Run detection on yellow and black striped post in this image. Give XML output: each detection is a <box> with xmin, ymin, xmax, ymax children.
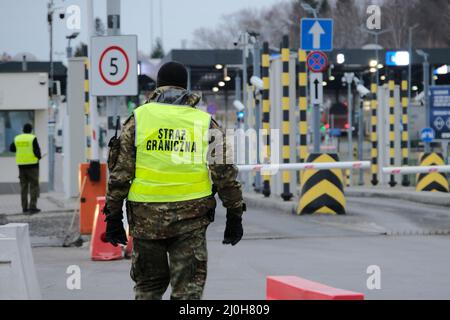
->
<box><xmin>388</xmin><ymin>70</ymin><xmax>397</xmax><ymax>187</ymax></box>
<box><xmin>84</xmin><ymin>58</ymin><xmax>92</xmax><ymax>161</ymax></box>
<box><xmin>416</xmin><ymin>153</ymin><xmax>449</xmax><ymax>192</ymax></box>
<box><xmin>280</xmin><ymin>35</ymin><xmax>292</xmax><ymax>201</ymax></box>
<box><xmin>345</xmin><ymin>169</ymin><xmax>350</xmax><ymax>187</ymax></box>
<box><xmin>400</xmin><ymin>70</ymin><xmax>410</xmax><ymax>186</ymax></box>
<box><xmin>298</xmin><ymin>49</ymin><xmax>308</xmax><ymax>182</ymax></box>
<box><xmin>297</xmin><ymin>153</ymin><xmax>346</xmax><ymax>215</ymax></box>
<box><xmin>261</xmin><ymin>41</ymin><xmax>271</xmax><ymax>197</ymax></box>
<box><xmin>370</xmin><ymin>73</ymin><xmax>378</xmax><ymax>185</ymax></box>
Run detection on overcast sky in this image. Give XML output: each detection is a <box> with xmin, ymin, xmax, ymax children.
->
<box><xmin>0</xmin><ymin>0</ymin><xmax>284</xmax><ymax>61</ymax></box>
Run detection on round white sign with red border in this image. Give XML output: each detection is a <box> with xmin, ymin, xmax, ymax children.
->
<box><xmin>99</xmin><ymin>45</ymin><xmax>130</xmax><ymax>86</ymax></box>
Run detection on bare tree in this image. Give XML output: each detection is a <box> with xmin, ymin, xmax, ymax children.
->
<box><xmin>191</xmin><ymin>0</ymin><xmax>450</xmax><ymax>50</ymax></box>
<box><xmin>411</xmin><ymin>0</ymin><xmax>450</xmax><ymax>48</ymax></box>
<box><xmin>333</xmin><ymin>0</ymin><xmax>367</xmax><ymax>48</ymax></box>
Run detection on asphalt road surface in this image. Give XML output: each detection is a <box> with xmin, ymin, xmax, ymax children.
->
<box><xmin>30</xmin><ymin>196</ymin><xmax>450</xmax><ymax>300</ymax></box>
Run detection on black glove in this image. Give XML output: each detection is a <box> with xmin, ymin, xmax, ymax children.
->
<box><xmin>103</xmin><ymin>205</ymin><xmax>127</xmax><ymax>247</ymax></box>
<box><xmin>223</xmin><ymin>204</ymin><xmax>245</xmax><ymax>246</ymax></box>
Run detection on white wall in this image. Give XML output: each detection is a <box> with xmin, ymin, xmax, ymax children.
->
<box><xmin>0</xmin><ymin>73</ymin><xmax>49</xmax><ymax>187</ymax></box>
<box><xmin>0</xmin><ymin>73</ymin><xmax>48</xmax><ymax>110</ymax></box>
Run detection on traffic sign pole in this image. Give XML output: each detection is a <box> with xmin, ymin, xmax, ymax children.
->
<box><xmin>423</xmin><ymin>57</ymin><xmax>431</xmax><ymax>153</ymax></box>
<box><xmin>309</xmin><ymin>72</ymin><xmax>323</xmax><ymax>154</ymax></box>
<box><xmin>306</xmin><ymin>51</ymin><xmax>327</xmax><ymax>155</ymax></box>
<box><xmin>107</xmin><ymin>0</ymin><xmax>121</xmax><ymax>143</ymax></box>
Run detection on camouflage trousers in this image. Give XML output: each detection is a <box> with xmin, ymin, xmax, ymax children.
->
<box><xmin>131</xmin><ymin>226</ymin><xmax>208</xmax><ymax>300</ymax></box>
<box><xmin>18</xmin><ymin>166</ymin><xmax>39</xmax><ymax>210</ymax></box>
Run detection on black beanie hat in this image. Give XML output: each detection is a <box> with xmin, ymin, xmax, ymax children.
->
<box><xmin>23</xmin><ymin>123</ymin><xmax>32</xmax><ymax>133</ymax></box>
<box><xmin>156</xmin><ymin>61</ymin><xmax>188</xmax><ymax>89</ymax></box>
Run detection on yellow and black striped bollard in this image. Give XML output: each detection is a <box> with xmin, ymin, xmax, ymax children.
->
<box><xmin>370</xmin><ymin>73</ymin><xmax>378</xmax><ymax>185</ymax></box>
<box><xmin>262</xmin><ymin>41</ymin><xmax>271</xmax><ymax>197</ymax></box>
<box><xmin>388</xmin><ymin>70</ymin><xmax>397</xmax><ymax>187</ymax></box>
<box><xmin>84</xmin><ymin>58</ymin><xmax>91</xmax><ymax>161</ymax></box>
<box><xmin>401</xmin><ymin>70</ymin><xmax>410</xmax><ymax>186</ymax></box>
<box><xmin>298</xmin><ymin>49</ymin><xmax>308</xmax><ymax>184</ymax></box>
<box><xmin>281</xmin><ymin>35</ymin><xmax>292</xmax><ymax>201</ymax></box>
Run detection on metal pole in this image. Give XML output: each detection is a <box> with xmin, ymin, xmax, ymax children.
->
<box><xmin>150</xmin><ymin>0</ymin><xmax>154</xmax><ymax>53</ymax></box>
<box><xmin>87</xmin><ymin>0</ymin><xmax>99</xmax><ymax>161</ymax></box>
<box><xmin>423</xmin><ymin>56</ymin><xmax>431</xmax><ymax>153</ymax></box>
<box><xmin>253</xmin><ymin>39</ymin><xmax>262</xmax><ymax>192</ymax></box>
<box><xmin>235</xmin><ymin>73</ymin><xmax>243</xmax><ymax>166</ymax></box>
<box><xmin>186</xmin><ymin>66</ymin><xmax>191</xmax><ymax>90</ymax></box>
<box><xmin>375</xmin><ymin>33</ymin><xmax>379</xmax><ymax>89</ymax></box>
<box><xmin>66</xmin><ymin>44</ymin><xmax>72</xmax><ymax>59</ymax></box>
<box><xmin>48</xmin><ymin>0</ymin><xmax>54</xmax><ymax>92</ymax></box>
<box><xmin>346</xmin><ymin>74</ymin><xmax>353</xmax><ymax>186</ymax></box>
<box><xmin>242</xmin><ymin>32</ymin><xmax>248</xmax><ymax>130</ymax></box>
<box><xmin>358</xmin><ymin>97</ymin><xmax>364</xmax><ymax>185</ymax></box>
<box><xmin>408</xmin><ymin>28</ymin><xmax>413</xmax><ymax>106</ymax></box>
<box><xmin>106</xmin><ymin>0</ymin><xmax>121</xmax><ymax>144</ymax></box>
<box><xmin>313</xmin><ymin>103</ymin><xmax>321</xmax><ymax>153</ymax></box>
<box><xmin>48</xmin><ymin>0</ymin><xmax>55</xmax><ymax>191</ymax></box>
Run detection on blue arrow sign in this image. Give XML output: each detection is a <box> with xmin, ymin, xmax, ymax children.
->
<box><xmin>301</xmin><ymin>18</ymin><xmax>333</xmax><ymax>51</ymax></box>
<box><xmin>421</xmin><ymin>127</ymin><xmax>435</xmax><ymax>143</ymax></box>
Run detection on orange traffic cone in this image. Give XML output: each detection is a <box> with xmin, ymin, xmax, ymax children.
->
<box><xmin>90</xmin><ymin>197</ymin><xmax>123</xmax><ymax>261</ymax></box>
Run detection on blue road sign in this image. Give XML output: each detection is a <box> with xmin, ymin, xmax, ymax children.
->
<box><xmin>430</xmin><ymin>86</ymin><xmax>450</xmax><ymax>140</ymax></box>
<box><xmin>329</xmin><ymin>128</ymin><xmax>342</xmax><ymax>137</ymax></box>
<box><xmin>421</xmin><ymin>127</ymin><xmax>435</xmax><ymax>143</ymax></box>
<box><xmin>301</xmin><ymin>18</ymin><xmax>333</xmax><ymax>51</ymax></box>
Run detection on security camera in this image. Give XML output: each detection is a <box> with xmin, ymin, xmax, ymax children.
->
<box><xmin>250</xmin><ymin>76</ymin><xmax>264</xmax><ymax>90</ymax></box>
<box><xmin>233</xmin><ymin>41</ymin><xmax>238</xmax><ymax>47</ymax></box>
<box><xmin>59</xmin><ymin>12</ymin><xmax>65</xmax><ymax>19</ymax></box>
<box><xmin>233</xmin><ymin>100</ymin><xmax>245</xmax><ymax>112</ymax></box>
<box><xmin>414</xmin><ymin>91</ymin><xmax>425</xmax><ymax>105</ymax></box>
<box><xmin>356</xmin><ymin>84</ymin><xmax>371</xmax><ymax>98</ymax></box>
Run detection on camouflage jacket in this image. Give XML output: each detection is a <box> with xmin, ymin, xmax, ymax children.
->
<box><xmin>106</xmin><ymin>86</ymin><xmax>243</xmax><ymax>239</ymax></box>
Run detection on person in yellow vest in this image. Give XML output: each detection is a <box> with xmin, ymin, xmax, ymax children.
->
<box><xmin>10</xmin><ymin>123</ymin><xmax>41</xmax><ymax>214</ymax></box>
<box><xmin>104</xmin><ymin>61</ymin><xmax>245</xmax><ymax>299</ymax></box>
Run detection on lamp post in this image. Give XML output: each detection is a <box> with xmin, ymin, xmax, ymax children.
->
<box><xmin>360</xmin><ymin>27</ymin><xmax>393</xmax><ymax>87</ymax></box>
<box><xmin>65</xmin><ymin>32</ymin><xmax>79</xmax><ymax>58</ymax></box>
<box><xmin>416</xmin><ymin>49</ymin><xmax>431</xmax><ymax>153</ymax></box>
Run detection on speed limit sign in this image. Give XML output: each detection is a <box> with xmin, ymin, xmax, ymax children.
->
<box><xmin>90</xmin><ymin>35</ymin><xmax>138</xmax><ymax>96</ymax></box>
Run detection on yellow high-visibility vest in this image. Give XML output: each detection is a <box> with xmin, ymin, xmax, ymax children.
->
<box><xmin>14</xmin><ymin>133</ymin><xmax>38</xmax><ymax>165</ymax></box>
<box><xmin>128</xmin><ymin>102</ymin><xmax>213</xmax><ymax>203</ymax></box>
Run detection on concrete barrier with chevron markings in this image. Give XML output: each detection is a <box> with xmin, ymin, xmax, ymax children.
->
<box><xmin>296</xmin><ymin>153</ymin><xmax>346</xmax><ymax>215</ymax></box>
<box><xmin>415</xmin><ymin>153</ymin><xmax>449</xmax><ymax>193</ymax></box>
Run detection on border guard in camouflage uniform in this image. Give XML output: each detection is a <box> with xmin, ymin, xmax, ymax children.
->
<box><xmin>104</xmin><ymin>61</ymin><xmax>245</xmax><ymax>300</ymax></box>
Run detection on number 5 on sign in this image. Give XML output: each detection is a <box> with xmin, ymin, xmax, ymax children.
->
<box><xmin>90</xmin><ymin>35</ymin><xmax>138</xmax><ymax>96</ymax></box>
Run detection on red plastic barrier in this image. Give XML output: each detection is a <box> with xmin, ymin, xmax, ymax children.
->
<box><xmin>266</xmin><ymin>276</ymin><xmax>364</xmax><ymax>300</ymax></box>
<box><xmin>90</xmin><ymin>197</ymin><xmax>123</xmax><ymax>261</ymax></box>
